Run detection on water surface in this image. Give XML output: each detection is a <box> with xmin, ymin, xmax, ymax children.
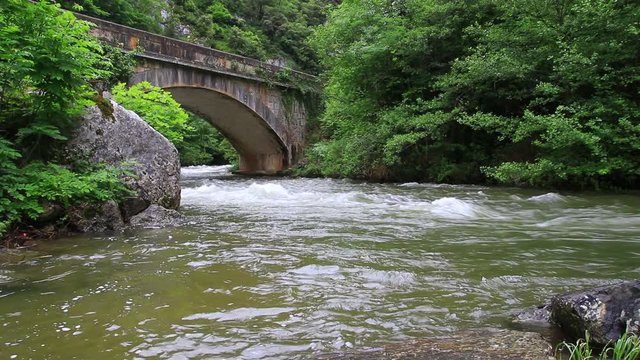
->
<box><xmin>1</xmin><ymin>165</ymin><xmax>639</xmax><ymax>359</ymax></box>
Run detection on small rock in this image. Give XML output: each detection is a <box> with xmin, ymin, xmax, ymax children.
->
<box><xmin>513</xmin><ymin>304</ymin><xmax>552</xmax><ymax>326</ymax></box>
<box><xmin>120</xmin><ymin>197</ymin><xmax>150</xmax><ymax>221</ymax></box>
<box><xmin>129</xmin><ymin>205</ymin><xmax>185</xmax><ymax>229</ymax></box>
<box><xmin>35</xmin><ymin>201</ymin><xmax>64</xmax><ymax>224</ymax></box>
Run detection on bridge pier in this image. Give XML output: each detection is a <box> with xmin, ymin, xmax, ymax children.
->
<box><xmin>237</xmin><ymin>153</ymin><xmax>286</xmax><ymax>175</ymax></box>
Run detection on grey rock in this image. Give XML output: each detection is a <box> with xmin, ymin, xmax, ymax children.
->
<box><xmin>66</xmin><ymin>100</ymin><xmax>181</xmax><ymax>219</ymax></box>
<box><xmin>120</xmin><ymin>197</ymin><xmax>150</xmax><ymax>220</ymax></box>
<box><xmin>129</xmin><ymin>205</ymin><xmax>185</xmax><ymax>229</ymax></box>
<box><xmin>313</xmin><ymin>328</ymin><xmax>553</xmax><ymax>360</ymax></box>
<box><xmin>68</xmin><ymin>200</ymin><xmax>125</xmax><ymax>233</ymax></box>
<box><xmin>550</xmin><ymin>280</ymin><xmax>640</xmax><ymax>346</ymax></box>
<box><xmin>513</xmin><ymin>304</ymin><xmax>552</xmax><ymax>326</ymax></box>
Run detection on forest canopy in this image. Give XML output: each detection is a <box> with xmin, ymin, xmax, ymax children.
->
<box><xmin>59</xmin><ymin>0</ymin><xmax>334</xmax><ymax>73</ymax></box>
<box><xmin>304</xmin><ymin>0</ymin><xmax>640</xmax><ymax>189</ymax></box>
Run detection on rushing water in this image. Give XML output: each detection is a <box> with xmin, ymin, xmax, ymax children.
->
<box><xmin>1</xmin><ymin>165</ymin><xmax>639</xmax><ymax>359</ymax></box>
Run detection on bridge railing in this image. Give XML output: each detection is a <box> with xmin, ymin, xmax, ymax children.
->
<box><xmin>74</xmin><ymin>13</ymin><xmax>320</xmax><ymax>91</ymax></box>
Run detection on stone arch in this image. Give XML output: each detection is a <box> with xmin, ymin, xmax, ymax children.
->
<box><xmin>130</xmin><ymin>64</ymin><xmax>291</xmax><ymax>174</ymax></box>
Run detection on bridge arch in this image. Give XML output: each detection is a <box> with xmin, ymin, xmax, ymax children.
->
<box><xmin>76</xmin><ymin>12</ymin><xmax>318</xmax><ymax>174</ymax></box>
<box><xmin>131</xmin><ymin>64</ymin><xmax>293</xmax><ymax>174</ymax></box>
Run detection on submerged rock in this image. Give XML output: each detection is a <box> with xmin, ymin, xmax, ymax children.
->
<box><xmin>550</xmin><ymin>280</ymin><xmax>640</xmax><ymax>346</ymax></box>
<box><xmin>314</xmin><ymin>329</ymin><xmax>553</xmax><ymax>360</ymax></box>
<box><xmin>513</xmin><ymin>304</ymin><xmax>552</xmax><ymax>326</ymax></box>
<box><xmin>66</xmin><ymin>99</ymin><xmax>181</xmax><ymax>219</ymax></box>
<box><xmin>129</xmin><ymin>205</ymin><xmax>186</xmax><ymax>229</ymax></box>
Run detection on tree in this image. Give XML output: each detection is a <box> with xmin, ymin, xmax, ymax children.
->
<box><xmin>1</xmin><ymin>0</ymin><xmax>106</xmax><ymax>159</ymax></box>
<box><xmin>58</xmin><ymin>0</ymin><xmax>167</xmax><ymax>33</ymax></box>
<box><xmin>306</xmin><ymin>0</ymin><xmax>640</xmax><ymax>188</ymax></box>
<box><xmin>0</xmin><ymin>0</ymin><xmax>129</xmax><ymax>237</ymax></box>
<box><xmin>112</xmin><ymin>82</ymin><xmax>190</xmax><ymax>147</ymax></box>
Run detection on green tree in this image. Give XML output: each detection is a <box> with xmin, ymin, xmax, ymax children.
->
<box><xmin>0</xmin><ymin>0</ymin><xmax>130</xmax><ymax>237</ymax></box>
<box><xmin>58</xmin><ymin>0</ymin><xmax>167</xmax><ymax>33</ymax></box>
<box><xmin>180</xmin><ymin>114</ymin><xmax>238</xmax><ymax>166</ymax></box>
<box><xmin>112</xmin><ymin>82</ymin><xmax>190</xmax><ymax>147</ymax></box>
<box><xmin>441</xmin><ymin>0</ymin><xmax>640</xmax><ymax>188</ymax></box>
<box><xmin>1</xmin><ymin>0</ymin><xmax>107</xmax><ymax>160</ymax></box>
<box><xmin>306</xmin><ymin>0</ymin><xmax>640</xmax><ymax>189</ymax></box>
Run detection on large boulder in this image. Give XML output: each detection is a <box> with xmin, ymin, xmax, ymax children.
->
<box><xmin>549</xmin><ymin>280</ymin><xmax>640</xmax><ymax>346</ymax></box>
<box><xmin>66</xmin><ymin>99</ymin><xmax>181</xmax><ymax>220</ymax></box>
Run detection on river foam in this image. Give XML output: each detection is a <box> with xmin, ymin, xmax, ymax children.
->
<box><xmin>181</xmin><ymin>178</ymin><xmax>491</xmax><ymax>223</ymax></box>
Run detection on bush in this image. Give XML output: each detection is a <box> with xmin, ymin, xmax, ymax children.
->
<box><xmin>0</xmin><ymin>1</ymin><xmax>131</xmax><ymax>238</ymax></box>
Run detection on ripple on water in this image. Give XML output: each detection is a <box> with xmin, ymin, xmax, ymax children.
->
<box><xmin>183</xmin><ymin>307</ymin><xmax>296</xmax><ymax>322</ymax></box>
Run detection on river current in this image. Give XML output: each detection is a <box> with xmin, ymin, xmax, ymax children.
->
<box><xmin>1</xmin><ymin>165</ymin><xmax>639</xmax><ymax>359</ymax></box>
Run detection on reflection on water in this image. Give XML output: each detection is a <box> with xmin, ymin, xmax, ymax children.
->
<box><xmin>1</xmin><ymin>165</ymin><xmax>639</xmax><ymax>359</ymax></box>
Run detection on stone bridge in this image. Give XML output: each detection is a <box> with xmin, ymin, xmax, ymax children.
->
<box><xmin>76</xmin><ymin>13</ymin><xmax>319</xmax><ymax>174</ymax></box>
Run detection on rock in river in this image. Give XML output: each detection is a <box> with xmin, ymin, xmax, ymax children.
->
<box><xmin>550</xmin><ymin>280</ymin><xmax>640</xmax><ymax>346</ymax></box>
<box><xmin>66</xmin><ymin>99</ymin><xmax>181</xmax><ymax>220</ymax></box>
<box><xmin>129</xmin><ymin>205</ymin><xmax>186</xmax><ymax>229</ymax></box>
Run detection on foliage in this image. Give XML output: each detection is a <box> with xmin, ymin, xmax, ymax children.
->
<box><xmin>111</xmin><ymin>82</ymin><xmax>237</xmax><ymax>166</ymax></box>
<box><xmin>306</xmin><ymin>0</ymin><xmax>640</xmax><ymax>189</ymax></box>
<box><xmin>0</xmin><ymin>0</ymin><xmax>131</xmax><ymax>237</ymax></box>
<box><xmin>556</xmin><ymin>332</ymin><xmax>640</xmax><ymax>360</ymax></box>
<box><xmin>1</xmin><ymin>0</ymin><xmax>107</xmax><ymax>161</ymax></box>
<box><xmin>58</xmin><ymin>0</ymin><xmax>166</xmax><ymax>33</ymax></box>
<box><xmin>162</xmin><ymin>0</ymin><xmax>332</xmax><ymax>73</ymax></box>
<box><xmin>112</xmin><ymin>82</ymin><xmax>190</xmax><ymax>147</ymax></box>
<box><xmin>180</xmin><ymin>113</ymin><xmax>238</xmax><ymax>166</ymax></box>
<box><xmin>96</xmin><ymin>44</ymin><xmax>137</xmax><ymax>89</ymax></box>
<box><xmin>0</xmin><ymin>159</ymin><xmax>131</xmax><ymax>236</ymax></box>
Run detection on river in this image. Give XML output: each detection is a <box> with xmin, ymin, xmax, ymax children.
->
<box><xmin>1</xmin><ymin>165</ymin><xmax>639</xmax><ymax>359</ymax></box>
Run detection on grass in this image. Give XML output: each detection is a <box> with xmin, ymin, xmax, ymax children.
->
<box><xmin>557</xmin><ymin>332</ymin><xmax>640</xmax><ymax>360</ymax></box>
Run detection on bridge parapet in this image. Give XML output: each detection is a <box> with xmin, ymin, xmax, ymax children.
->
<box><xmin>75</xmin><ymin>13</ymin><xmax>320</xmax><ymax>91</ymax></box>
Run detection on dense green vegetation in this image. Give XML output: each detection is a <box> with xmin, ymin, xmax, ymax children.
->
<box><xmin>61</xmin><ymin>0</ymin><xmax>334</xmax><ymax>73</ymax></box>
<box><xmin>112</xmin><ymin>82</ymin><xmax>237</xmax><ymax>166</ymax></box>
<box><xmin>58</xmin><ymin>0</ymin><xmax>166</xmax><ymax>33</ymax></box>
<box><xmin>305</xmin><ymin>0</ymin><xmax>640</xmax><ymax>189</ymax></box>
<box><xmin>179</xmin><ymin>114</ymin><xmax>238</xmax><ymax>167</ymax></box>
<box><xmin>0</xmin><ymin>0</ymin><xmax>131</xmax><ymax>237</ymax></box>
